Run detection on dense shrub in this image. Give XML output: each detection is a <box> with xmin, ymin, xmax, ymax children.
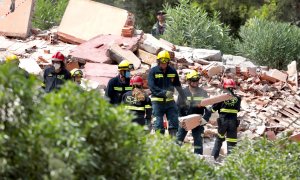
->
<box><xmin>0</xmin><ymin>64</ymin><xmax>216</xmax><ymax>179</ymax></box>
<box><xmin>236</xmin><ymin>18</ymin><xmax>300</xmax><ymax>69</ymax></box>
<box><xmin>0</xmin><ymin>64</ymin><xmax>48</xmax><ymax>178</ymax></box>
<box><xmin>162</xmin><ymin>0</ymin><xmax>233</xmax><ymax>53</ymax></box>
<box><xmin>133</xmin><ymin>135</ymin><xmax>216</xmax><ymax>179</ymax></box>
<box><xmin>32</xmin><ymin>0</ymin><xmax>69</xmax><ymax>30</ymax></box>
<box><xmin>218</xmin><ymin>137</ymin><xmax>300</xmax><ymax>179</ymax></box>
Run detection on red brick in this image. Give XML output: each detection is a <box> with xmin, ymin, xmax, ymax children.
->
<box><xmin>200</xmin><ymin>94</ymin><xmax>233</xmax><ymax>107</ymax></box>
<box><xmin>289</xmin><ymin>132</ymin><xmax>300</xmax><ymax>142</ymax></box>
<box><xmin>179</xmin><ymin>114</ymin><xmax>202</xmax><ymax>131</ymax></box>
<box><xmin>265</xmin><ymin>131</ymin><xmax>276</xmax><ymax>140</ymax></box>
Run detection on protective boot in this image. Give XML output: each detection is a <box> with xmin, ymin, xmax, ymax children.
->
<box><xmin>168</xmin><ymin>128</ymin><xmax>177</xmax><ymax>138</ymax></box>
<box><xmin>227</xmin><ymin>142</ymin><xmax>237</xmax><ymax>155</ymax></box>
<box><xmin>211</xmin><ymin>137</ymin><xmax>224</xmax><ymax>160</ymax></box>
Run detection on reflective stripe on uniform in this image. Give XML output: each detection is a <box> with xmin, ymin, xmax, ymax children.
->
<box><xmin>187</xmin><ymin>96</ymin><xmax>204</xmax><ymax>101</ymax></box>
<box><xmin>145</xmin><ymin>105</ymin><xmax>152</xmax><ymax>109</ymax></box>
<box><xmin>218</xmin><ymin>133</ymin><xmax>225</xmax><ymax>138</ymax></box>
<box><xmin>114</xmin><ymin>87</ymin><xmax>123</xmax><ymax>91</ymax></box>
<box><xmin>125</xmin><ymin>106</ymin><xmax>145</xmax><ymax>111</ymax></box>
<box><xmin>155</xmin><ymin>74</ymin><xmax>163</xmax><ymax>78</ymax></box>
<box><xmin>212</xmin><ymin>109</ymin><xmax>216</xmax><ymax>113</ymax></box>
<box><xmin>151</xmin><ymin>97</ymin><xmax>174</xmax><ymax>102</ymax></box>
<box><xmin>125</xmin><ymin>87</ymin><xmax>132</xmax><ymax>91</ymax></box>
<box><xmin>226</xmin><ymin>138</ymin><xmax>237</xmax><ymax>142</ymax></box>
<box><xmin>167</xmin><ymin>74</ymin><xmax>175</xmax><ymax>78</ymax></box>
<box><xmin>220</xmin><ymin>108</ymin><xmax>238</xmax><ymax>114</ymax></box>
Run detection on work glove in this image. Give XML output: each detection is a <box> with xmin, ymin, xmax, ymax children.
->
<box><xmin>165</xmin><ymin>91</ymin><xmax>174</xmax><ymax>98</ymax></box>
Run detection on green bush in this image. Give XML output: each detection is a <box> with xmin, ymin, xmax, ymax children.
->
<box><xmin>0</xmin><ymin>64</ymin><xmax>48</xmax><ymax>178</ymax></box>
<box><xmin>218</xmin><ymin>137</ymin><xmax>300</xmax><ymax>179</ymax></box>
<box><xmin>0</xmin><ymin>64</ymin><xmax>216</xmax><ymax>179</ymax></box>
<box><xmin>133</xmin><ymin>135</ymin><xmax>216</xmax><ymax>179</ymax></box>
<box><xmin>162</xmin><ymin>0</ymin><xmax>234</xmax><ymax>53</ymax></box>
<box><xmin>236</xmin><ymin>18</ymin><xmax>300</xmax><ymax>69</ymax></box>
<box><xmin>32</xmin><ymin>0</ymin><xmax>69</xmax><ymax>30</ymax></box>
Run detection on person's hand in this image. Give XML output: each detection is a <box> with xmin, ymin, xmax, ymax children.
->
<box><xmin>166</xmin><ymin>91</ymin><xmax>174</xmax><ymax>98</ymax></box>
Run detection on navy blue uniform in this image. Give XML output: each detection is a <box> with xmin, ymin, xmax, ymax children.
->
<box><xmin>176</xmin><ymin>86</ymin><xmax>211</xmax><ymax>154</ymax></box>
<box><xmin>105</xmin><ymin>75</ymin><xmax>132</xmax><ymax>105</ymax></box>
<box><xmin>147</xmin><ymin>65</ymin><xmax>186</xmax><ymax>134</ymax></box>
<box><xmin>122</xmin><ymin>91</ymin><xmax>152</xmax><ymax>126</ymax></box>
<box><xmin>43</xmin><ymin>66</ymin><xmax>71</xmax><ymax>93</ymax></box>
<box><xmin>211</xmin><ymin>93</ymin><xmax>241</xmax><ymax>159</ymax></box>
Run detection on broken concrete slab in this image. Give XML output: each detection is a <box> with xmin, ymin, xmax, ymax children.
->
<box><xmin>70</xmin><ymin>34</ymin><xmax>141</xmax><ymax>64</ymax></box>
<box><xmin>287</xmin><ymin>61</ymin><xmax>298</xmax><ymax>88</ymax></box>
<box><xmin>108</xmin><ymin>44</ymin><xmax>141</xmax><ymax>69</ymax></box>
<box><xmin>58</xmin><ymin>0</ymin><xmax>134</xmax><ymax>44</ymax></box>
<box><xmin>0</xmin><ymin>0</ymin><xmax>35</xmax><ymax>38</ymax></box>
<box><xmin>159</xmin><ymin>38</ymin><xmax>176</xmax><ymax>51</ymax></box>
<box><xmin>84</xmin><ymin>63</ymin><xmax>118</xmax><ymax>88</ymax></box>
<box><xmin>192</xmin><ymin>49</ymin><xmax>222</xmax><ymax>62</ymax></box>
<box><xmin>139</xmin><ymin>34</ymin><xmax>164</xmax><ymax>54</ymax></box>
<box><xmin>19</xmin><ymin>58</ymin><xmax>42</xmax><ymax>75</ymax></box>
<box><xmin>137</xmin><ymin>49</ymin><xmax>157</xmax><ymax>65</ymax></box>
<box><xmin>84</xmin><ymin>62</ymin><xmax>118</xmax><ymax>78</ymax></box>
<box><xmin>268</xmin><ymin>69</ymin><xmax>287</xmax><ymax>82</ymax></box>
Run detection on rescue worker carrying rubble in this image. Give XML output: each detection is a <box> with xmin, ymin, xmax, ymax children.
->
<box><xmin>122</xmin><ymin>75</ymin><xmax>152</xmax><ymax>129</ymax></box>
<box><xmin>211</xmin><ymin>78</ymin><xmax>241</xmax><ymax>160</ymax></box>
<box><xmin>70</xmin><ymin>68</ymin><xmax>83</xmax><ymax>85</ymax></box>
<box><xmin>106</xmin><ymin>60</ymin><xmax>133</xmax><ymax>105</ymax></box>
<box><xmin>176</xmin><ymin>70</ymin><xmax>211</xmax><ymax>155</ymax></box>
<box><xmin>43</xmin><ymin>52</ymin><xmax>71</xmax><ymax>93</ymax></box>
<box><xmin>148</xmin><ymin>50</ymin><xmax>186</xmax><ymax>137</ymax></box>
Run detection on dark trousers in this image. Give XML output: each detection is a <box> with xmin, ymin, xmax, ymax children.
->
<box><xmin>152</xmin><ymin>101</ymin><xmax>179</xmax><ymax>135</ymax></box>
<box><xmin>176</xmin><ymin>125</ymin><xmax>204</xmax><ymax>154</ymax></box>
<box><xmin>211</xmin><ymin>117</ymin><xmax>238</xmax><ymax>159</ymax></box>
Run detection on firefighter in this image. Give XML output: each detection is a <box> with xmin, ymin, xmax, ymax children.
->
<box><xmin>43</xmin><ymin>52</ymin><xmax>71</xmax><ymax>93</ymax></box>
<box><xmin>176</xmin><ymin>70</ymin><xmax>211</xmax><ymax>154</ymax></box>
<box><xmin>106</xmin><ymin>60</ymin><xmax>133</xmax><ymax>105</ymax></box>
<box><xmin>211</xmin><ymin>78</ymin><xmax>241</xmax><ymax>160</ymax></box>
<box><xmin>147</xmin><ymin>50</ymin><xmax>186</xmax><ymax>137</ymax></box>
<box><xmin>122</xmin><ymin>76</ymin><xmax>152</xmax><ymax>129</ymax></box>
<box><xmin>70</xmin><ymin>68</ymin><xmax>83</xmax><ymax>85</ymax></box>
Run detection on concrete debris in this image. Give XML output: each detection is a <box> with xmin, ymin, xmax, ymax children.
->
<box><xmin>0</xmin><ymin>0</ymin><xmax>35</xmax><ymax>38</ymax></box>
<box><xmin>108</xmin><ymin>44</ymin><xmax>141</xmax><ymax>69</ymax></box>
<box><xmin>179</xmin><ymin>114</ymin><xmax>202</xmax><ymax>131</ymax></box>
<box><xmin>58</xmin><ymin>0</ymin><xmax>134</xmax><ymax>44</ymax></box>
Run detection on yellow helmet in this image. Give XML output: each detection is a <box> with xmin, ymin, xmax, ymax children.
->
<box><xmin>118</xmin><ymin>60</ymin><xmax>130</xmax><ymax>70</ymax></box>
<box><xmin>70</xmin><ymin>68</ymin><xmax>83</xmax><ymax>77</ymax></box>
<box><xmin>5</xmin><ymin>54</ymin><xmax>19</xmax><ymax>63</ymax></box>
<box><xmin>157</xmin><ymin>50</ymin><xmax>170</xmax><ymax>63</ymax></box>
<box><xmin>186</xmin><ymin>70</ymin><xmax>200</xmax><ymax>81</ymax></box>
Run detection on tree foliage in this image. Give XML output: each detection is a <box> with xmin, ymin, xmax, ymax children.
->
<box><xmin>218</xmin><ymin>138</ymin><xmax>300</xmax><ymax>179</ymax></box>
<box><xmin>252</xmin><ymin>0</ymin><xmax>300</xmax><ymax>26</ymax></box>
<box><xmin>32</xmin><ymin>0</ymin><xmax>69</xmax><ymax>30</ymax></box>
<box><xmin>235</xmin><ymin>18</ymin><xmax>300</xmax><ymax>69</ymax></box>
<box><xmin>162</xmin><ymin>0</ymin><xmax>233</xmax><ymax>53</ymax></box>
<box><xmin>194</xmin><ymin>0</ymin><xmax>263</xmax><ymax>38</ymax></box>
